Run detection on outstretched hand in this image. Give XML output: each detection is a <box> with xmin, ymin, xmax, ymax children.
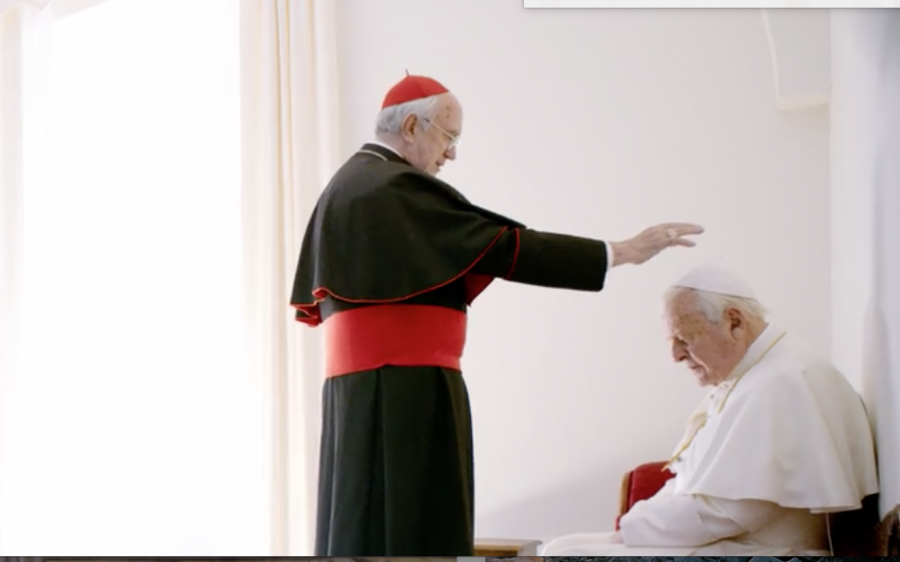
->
<box><xmin>610</xmin><ymin>222</ymin><xmax>704</xmax><ymax>266</ymax></box>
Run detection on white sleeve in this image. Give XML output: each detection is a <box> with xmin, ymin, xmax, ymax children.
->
<box><xmin>604</xmin><ymin>241</ymin><xmax>614</xmax><ymax>272</ymax></box>
<box><xmin>619</xmin><ymin>492</ymin><xmax>784</xmax><ymax>548</ymax></box>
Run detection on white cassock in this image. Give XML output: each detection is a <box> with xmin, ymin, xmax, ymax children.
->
<box><xmin>541</xmin><ymin>323</ymin><xmax>879</xmax><ymax>556</ymax></box>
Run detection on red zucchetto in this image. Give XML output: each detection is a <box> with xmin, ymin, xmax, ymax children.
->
<box><xmin>381</xmin><ymin>71</ymin><xmax>449</xmax><ymax>109</ymax></box>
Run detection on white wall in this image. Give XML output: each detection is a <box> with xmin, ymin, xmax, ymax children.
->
<box><xmin>830</xmin><ymin>8</ymin><xmax>900</xmax><ymax>520</ymax></box>
<box><xmin>333</xmin><ymin>2</ymin><xmax>832</xmax><ymax>542</ymax></box>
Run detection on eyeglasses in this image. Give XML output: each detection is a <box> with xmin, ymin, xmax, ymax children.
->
<box><xmin>421</xmin><ymin>117</ymin><xmax>460</xmax><ymax>150</ymax></box>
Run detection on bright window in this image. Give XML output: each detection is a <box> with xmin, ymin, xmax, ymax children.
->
<box><xmin>9</xmin><ymin>0</ymin><xmax>268</xmax><ymax>554</ymax></box>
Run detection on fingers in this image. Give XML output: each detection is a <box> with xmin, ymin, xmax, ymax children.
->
<box><xmin>661</xmin><ymin>222</ymin><xmax>705</xmax><ymax>235</ymax></box>
<box><xmin>624</xmin><ymin>223</ymin><xmax>704</xmax><ymax>265</ymax></box>
<box><xmin>659</xmin><ymin>223</ymin><xmax>703</xmax><ymax>248</ymax></box>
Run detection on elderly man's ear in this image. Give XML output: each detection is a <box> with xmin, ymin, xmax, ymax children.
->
<box><xmin>726</xmin><ymin>308</ymin><xmax>746</xmax><ymax>335</ymax></box>
<box><xmin>400</xmin><ymin>114</ymin><xmax>419</xmax><ymax>141</ymax></box>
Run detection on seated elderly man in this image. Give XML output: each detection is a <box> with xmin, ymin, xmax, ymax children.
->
<box><xmin>541</xmin><ymin>264</ymin><xmax>879</xmax><ymax>556</ymax></box>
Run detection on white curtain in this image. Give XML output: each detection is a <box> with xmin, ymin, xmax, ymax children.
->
<box><xmin>240</xmin><ymin>0</ymin><xmax>341</xmax><ymax>555</ymax></box>
<box><xmin>0</xmin><ymin>2</ymin><xmax>51</xmax><ymax>368</ymax></box>
<box><xmin>1</xmin><ymin>0</ymin><xmax>340</xmax><ymax>553</ymax></box>
<box><xmin>830</xmin><ymin>8</ymin><xmax>900</xmax><ymax>519</ymax></box>
<box><xmin>0</xmin><ymin>2</ymin><xmax>51</xmax><ymax>537</ymax></box>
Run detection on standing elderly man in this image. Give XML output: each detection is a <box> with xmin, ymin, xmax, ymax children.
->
<box><xmin>290</xmin><ymin>73</ymin><xmax>704</xmax><ymax>556</ymax></box>
<box><xmin>541</xmin><ymin>264</ymin><xmax>879</xmax><ymax>556</ymax></box>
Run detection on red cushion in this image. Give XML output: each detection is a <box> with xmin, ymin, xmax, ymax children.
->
<box><xmin>615</xmin><ymin>461</ymin><xmax>674</xmax><ymax>530</ymax></box>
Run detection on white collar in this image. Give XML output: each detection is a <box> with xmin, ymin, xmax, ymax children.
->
<box><xmin>719</xmin><ymin>322</ymin><xmax>784</xmax><ymax>387</ymax></box>
<box><xmin>368</xmin><ymin>140</ymin><xmax>403</xmax><ymax>158</ymax></box>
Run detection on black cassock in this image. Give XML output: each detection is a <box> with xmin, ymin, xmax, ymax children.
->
<box><xmin>290</xmin><ymin>143</ymin><xmax>610</xmax><ymax>556</ymax></box>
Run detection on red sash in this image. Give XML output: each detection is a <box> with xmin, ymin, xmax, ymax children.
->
<box><xmin>323</xmin><ymin>304</ymin><xmax>467</xmax><ymax>377</ymax></box>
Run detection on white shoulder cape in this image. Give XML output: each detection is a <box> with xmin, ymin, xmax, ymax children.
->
<box><xmin>671</xmin><ymin>325</ymin><xmax>879</xmax><ymax>513</ymax></box>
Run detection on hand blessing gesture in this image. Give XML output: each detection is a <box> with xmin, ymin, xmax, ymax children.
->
<box><xmin>610</xmin><ymin>222</ymin><xmax>705</xmax><ymax>266</ymax></box>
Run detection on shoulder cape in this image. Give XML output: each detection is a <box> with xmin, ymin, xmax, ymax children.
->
<box><xmin>290</xmin><ymin>144</ymin><xmax>525</xmax><ymax>326</ymax></box>
<box><xmin>674</xmin><ymin>331</ymin><xmax>879</xmax><ymax>512</ymax></box>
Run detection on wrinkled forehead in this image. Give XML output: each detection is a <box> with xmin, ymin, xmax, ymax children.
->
<box><xmin>664</xmin><ymin>295</ymin><xmax>710</xmax><ymax>337</ymax></box>
<box><xmin>433</xmin><ymin>94</ymin><xmax>463</xmax><ymax>134</ymax></box>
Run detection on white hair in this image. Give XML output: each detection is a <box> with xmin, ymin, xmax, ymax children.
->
<box><xmin>374</xmin><ymin>95</ymin><xmax>442</xmax><ymax>139</ymax></box>
<box><xmin>664</xmin><ymin>286</ymin><xmax>768</xmax><ymax>324</ymax></box>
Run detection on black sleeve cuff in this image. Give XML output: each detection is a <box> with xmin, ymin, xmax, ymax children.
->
<box><xmin>506</xmin><ymin>228</ymin><xmax>607</xmax><ymax>291</ymax></box>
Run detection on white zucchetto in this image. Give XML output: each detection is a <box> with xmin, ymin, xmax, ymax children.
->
<box><xmin>673</xmin><ymin>264</ymin><xmax>756</xmax><ymax>299</ymax></box>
